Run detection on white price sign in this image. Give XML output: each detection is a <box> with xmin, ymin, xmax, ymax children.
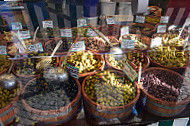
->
<box><xmin>106</xmin><ymin>16</ymin><xmax>115</xmax><ymax>25</ymax></box>
<box><xmin>86</xmin><ymin>28</ymin><xmax>98</xmax><ymax>37</ymax></box>
<box><xmin>11</xmin><ymin>22</ymin><xmax>22</xmax><ymax>30</ymax></box>
<box><xmin>160</xmin><ymin>16</ymin><xmax>170</xmax><ymax>23</ymax></box>
<box><xmin>121</xmin><ymin>39</ymin><xmax>135</xmax><ymax>49</ymax></box>
<box><xmin>135</xmin><ymin>16</ymin><xmax>145</xmax><ymax>23</ymax></box>
<box><xmin>121</xmin><ymin>26</ymin><xmax>129</xmax><ymax>37</ymax></box>
<box><xmin>77</xmin><ymin>18</ymin><xmax>87</xmax><ymax>27</ymax></box>
<box><xmin>18</xmin><ymin>30</ymin><xmax>31</xmax><ymax>39</ymax></box>
<box><xmin>66</xmin><ymin>62</ymin><xmax>79</xmax><ymax>79</ymax></box>
<box><xmin>123</xmin><ymin>62</ymin><xmax>138</xmax><ymax>82</ymax></box>
<box><xmin>28</xmin><ymin>43</ymin><xmax>44</xmax><ymax>53</ymax></box>
<box><xmin>60</xmin><ymin>29</ymin><xmax>72</xmax><ymax>37</ymax></box>
<box><xmin>71</xmin><ymin>41</ymin><xmax>85</xmax><ymax>52</ymax></box>
<box><xmin>150</xmin><ymin>37</ymin><xmax>162</xmax><ymax>48</ymax></box>
<box><xmin>0</xmin><ymin>46</ymin><xmax>7</xmax><ymax>55</ymax></box>
<box><xmin>157</xmin><ymin>25</ymin><xmax>167</xmax><ymax>33</ymax></box>
<box><xmin>42</xmin><ymin>21</ymin><xmax>53</xmax><ymax>28</ymax></box>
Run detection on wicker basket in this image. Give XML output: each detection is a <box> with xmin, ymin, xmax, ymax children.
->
<box><xmin>82</xmin><ymin>70</ymin><xmax>140</xmax><ymax>125</ymax></box>
<box><xmin>140</xmin><ymin>67</ymin><xmax>190</xmax><ymax>117</ymax></box>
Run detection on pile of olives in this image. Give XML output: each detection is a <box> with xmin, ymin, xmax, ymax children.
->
<box><xmin>67</xmin><ymin>51</ymin><xmax>103</xmax><ymax>74</ymax></box>
<box><xmin>149</xmin><ymin>46</ymin><xmax>188</xmax><ymax>67</ymax></box>
<box><xmin>85</xmin><ymin>71</ymin><xmax>136</xmax><ymax>107</ymax></box>
<box><xmin>0</xmin><ymin>55</ymin><xmax>11</xmax><ymax>72</ymax></box>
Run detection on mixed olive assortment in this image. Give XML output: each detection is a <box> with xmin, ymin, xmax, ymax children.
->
<box><xmin>141</xmin><ymin>69</ymin><xmax>189</xmax><ymax>102</ymax></box>
<box><xmin>36</xmin><ymin>28</ymin><xmax>60</xmax><ymax>38</ymax></box>
<box><xmin>107</xmin><ymin>52</ymin><xmax>147</xmax><ymax>71</ymax></box>
<box><xmin>0</xmin><ymin>55</ymin><xmax>11</xmax><ymax>72</ymax></box>
<box><xmin>149</xmin><ymin>46</ymin><xmax>188</xmax><ymax>67</ymax></box>
<box><xmin>23</xmin><ymin>77</ymin><xmax>78</xmax><ymax>110</ymax></box>
<box><xmin>67</xmin><ymin>51</ymin><xmax>103</xmax><ymax>74</ymax></box>
<box><xmin>0</xmin><ymin>83</ymin><xmax>19</xmax><ymax>109</ymax></box>
<box><xmin>98</xmin><ymin>25</ymin><xmax>121</xmax><ymax>37</ymax></box>
<box><xmin>85</xmin><ymin>71</ymin><xmax>136</xmax><ymax>107</ymax></box>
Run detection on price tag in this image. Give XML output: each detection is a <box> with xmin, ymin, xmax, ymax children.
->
<box><xmin>60</xmin><ymin>29</ymin><xmax>72</xmax><ymax>37</ymax></box>
<box><xmin>157</xmin><ymin>25</ymin><xmax>167</xmax><ymax>33</ymax></box>
<box><xmin>135</xmin><ymin>16</ymin><xmax>145</xmax><ymax>23</ymax></box>
<box><xmin>42</xmin><ymin>21</ymin><xmax>53</xmax><ymax>28</ymax></box>
<box><xmin>66</xmin><ymin>61</ymin><xmax>79</xmax><ymax>79</ymax></box>
<box><xmin>28</xmin><ymin>43</ymin><xmax>44</xmax><ymax>53</ymax></box>
<box><xmin>77</xmin><ymin>18</ymin><xmax>87</xmax><ymax>27</ymax></box>
<box><xmin>86</xmin><ymin>28</ymin><xmax>98</xmax><ymax>37</ymax></box>
<box><xmin>0</xmin><ymin>46</ymin><xmax>7</xmax><ymax>55</ymax></box>
<box><xmin>121</xmin><ymin>39</ymin><xmax>135</xmax><ymax>49</ymax></box>
<box><xmin>160</xmin><ymin>16</ymin><xmax>170</xmax><ymax>23</ymax></box>
<box><xmin>11</xmin><ymin>22</ymin><xmax>22</xmax><ymax>30</ymax></box>
<box><xmin>123</xmin><ymin>62</ymin><xmax>138</xmax><ymax>82</ymax></box>
<box><xmin>150</xmin><ymin>37</ymin><xmax>162</xmax><ymax>48</ymax></box>
<box><xmin>71</xmin><ymin>41</ymin><xmax>85</xmax><ymax>52</ymax></box>
<box><xmin>18</xmin><ymin>30</ymin><xmax>31</xmax><ymax>39</ymax></box>
<box><xmin>106</xmin><ymin>16</ymin><xmax>115</xmax><ymax>25</ymax></box>
<box><xmin>121</xmin><ymin>26</ymin><xmax>129</xmax><ymax>37</ymax></box>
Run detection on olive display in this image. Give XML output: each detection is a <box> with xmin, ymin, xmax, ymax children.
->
<box><xmin>0</xmin><ymin>83</ymin><xmax>19</xmax><ymax>109</ymax></box>
<box><xmin>36</xmin><ymin>28</ymin><xmax>60</xmax><ymax>38</ymax></box>
<box><xmin>85</xmin><ymin>71</ymin><xmax>136</xmax><ymax>107</ymax></box>
<box><xmin>0</xmin><ymin>55</ymin><xmax>11</xmax><ymax>72</ymax></box>
<box><xmin>149</xmin><ymin>46</ymin><xmax>187</xmax><ymax>67</ymax></box>
<box><xmin>67</xmin><ymin>51</ymin><xmax>103</xmax><ymax>74</ymax></box>
<box><xmin>152</xmin><ymin>34</ymin><xmax>184</xmax><ymax>46</ymax></box>
<box><xmin>131</xmin><ymin>24</ymin><xmax>151</xmax><ymax>32</ymax></box>
<box><xmin>72</xmin><ymin>27</ymin><xmax>88</xmax><ymax>37</ymax></box>
<box><xmin>23</xmin><ymin>77</ymin><xmax>78</xmax><ymax>110</ymax></box>
<box><xmin>98</xmin><ymin>25</ymin><xmax>121</xmax><ymax>38</ymax></box>
<box><xmin>107</xmin><ymin>52</ymin><xmax>147</xmax><ymax>71</ymax></box>
<box><xmin>3</xmin><ymin>31</ymin><xmax>12</xmax><ymax>41</ymax></box>
<box><xmin>141</xmin><ymin>69</ymin><xmax>189</xmax><ymax>102</ymax></box>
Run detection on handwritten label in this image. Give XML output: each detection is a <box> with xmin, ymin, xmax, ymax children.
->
<box><xmin>135</xmin><ymin>16</ymin><xmax>145</xmax><ymax>23</ymax></box>
<box><xmin>66</xmin><ymin>61</ymin><xmax>79</xmax><ymax>79</ymax></box>
<box><xmin>77</xmin><ymin>18</ymin><xmax>87</xmax><ymax>27</ymax></box>
<box><xmin>11</xmin><ymin>22</ymin><xmax>22</xmax><ymax>30</ymax></box>
<box><xmin>18</xmin><ymin>30</ymin><xmax>31</xmax><ymax>39</ymax></box>
<box><xmin>106</xmin><ymin>16</ymin><xmax>115</xmax><ymax>25</ymax></box>
<box><xmin>121</xmin><ymin>26</ymin><xmax>129</xmax><ymax>37</ymax></box>
<box><xmin>42</xmin><ymin>21</ymin><xmax>53</xmax><ymax>28</ymax></box>
<box><xmin>0</xmin><ymin>46</ymin><xmax>7</xmax><ymax>55</ymax></box>
<box><xmin>123</xmin><ymin>62</ymin><xmax>138</xmax><ymax>82</ymax></box>
<box><xmin>150</xmin><ymin>37</ymin><xmax>162</xmax><ymax>48</ymax></box>
<box><xmin>121</xmin><ymin>39</ymin><xmax>135</xmax><ymax>49</ymax></box>
<box><xmin>71</xmin><ymin>41</ymin><xmax>85</xmax><ymax>52</ymax></box>
<box><xmin>157</xmin><ymin>25</ymin><xmax>167</xmax><ymax>33</ymax></box>
<box><xmin>86</xmin><ymin>28</ymin><xmax>98</xmax><ymax>37</ymax></box>
<box><xmin>160</xmin><ymin>16</ymin><xmax>169</xmax><ymax>23</ymax></box>
<box><xmin>28</xmin><ymin>43</ymin><xmax>44</xmax><ymax>53</ymax></box>
<box><xmin>60</xmin><ymin>29</ymin><xmax>72</xmax><ymax>37</ymax></box>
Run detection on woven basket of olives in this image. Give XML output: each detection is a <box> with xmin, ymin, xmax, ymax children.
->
<box><xmin>139</xmin><ymin>67</ymin><xmax>190</xmax><ymax>117</ymax></box>
<box><xmin>86</xmin><ymin>36</ymin><xmax>119</xmax><ymax>53</ymax></box>
<box><xmin>82</xmin><ymin>70</ymin><xmax>140</xmax><ymax>124</ymax></box>
<box><xmin>105</xmin><ymin>52</ymin><xmax>150</xmax><ymax>72</ymax></box>
<box><xmin>21</xmin><ymin>76</ymin><xmax>81</xmax><ymax>124</ymax></box>
<box><xmin>148</xmin><ymin>46</ymin><xmax>189</xmax><ymax>73</ymax></box>
<box><xmin>65</xmin><ymin>51</ymin><xmax>105</xmax><ymax>78</ymax></box>
<box><xmin>119</xmin><ymin>34</ymin><xmax>151</xmax><ymax>51</ymax></box>
<box><xmin>0</xmin><ymin>55</ymin><xmax>11</xmax><ymax>74</ymax></box>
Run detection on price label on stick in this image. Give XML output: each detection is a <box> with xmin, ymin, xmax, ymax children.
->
<box><xmin>123</xmin><ymin>62</ymin><xmax>138</xmax><ymax>82</ymax></box>
<box><xmin>135</xmin><ymin>16</ymin><xmax>145</xmax><ymax>23</ymax></box>
<box><xmin>18</xmin><ymin>30</ymin><xmax>31</xmax><ymax>39</ymax></box>
<box><xmin>157</xmin><ymin>25</ymin><xmax>167</xmax><ymax>33</ymax></box>
<box><xmin>71</xmin><ymin>41</ymin><xmax>85</xmax><ymax>52</ymax></box>
<box><xmin>160</xmin><ymin>16</ymin><xmax>170</xmax><ymax>23</ymax></box>
<box><xmin>106</xmin><ymin>16</ymin><xmax>115</xmax><ymax>25</ymax></box>
<box><xmin>77</xmin><ymin>18</ymin><xmax>87</xmax><ymax>27</ymax></box>
<box><xmin>121</xmin><ymin>39</ymin><xmax>135</xmax><ymax>49</ymax></box>
<box><xmin>42</xmin><ymin>21</ymin><xmax>53</xmax><ymax>28</ymax></box>
<box><xmin>28</xmin><ymin>43</ymin><xmax>44</xmax><ymax>53</ymax></box>
<box><xmin>86</xmin><ymin>28</ymin><xmax>98</xmax><ymax>37</ymax></box>
<box><xmin>0</xmin><ymin>46</ymin><xmax>7</xmax><ymax>55</ymax></box>
<box><xmin>150</xmin><ymin>37</ymin><xmax>162</xmax><ymax>48</ymax></box>
<box><xmin>60</xmin><ymin>29</ymin><xmax>72</xmax><ymax>37</ymax></box>
<box><xmin>11</xmin><ymin>22</ymin><xmax>22</xmax><ymax>30</ymax></box>
<box><xmin>121</xmin><ymin>26</ymin><xmax>129</xmax><ymax>37</ymax></box>
<box><xmin>66</xmin><ymin>61</ymin><xmax>79</xmax><ymax>79</ymax></box>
